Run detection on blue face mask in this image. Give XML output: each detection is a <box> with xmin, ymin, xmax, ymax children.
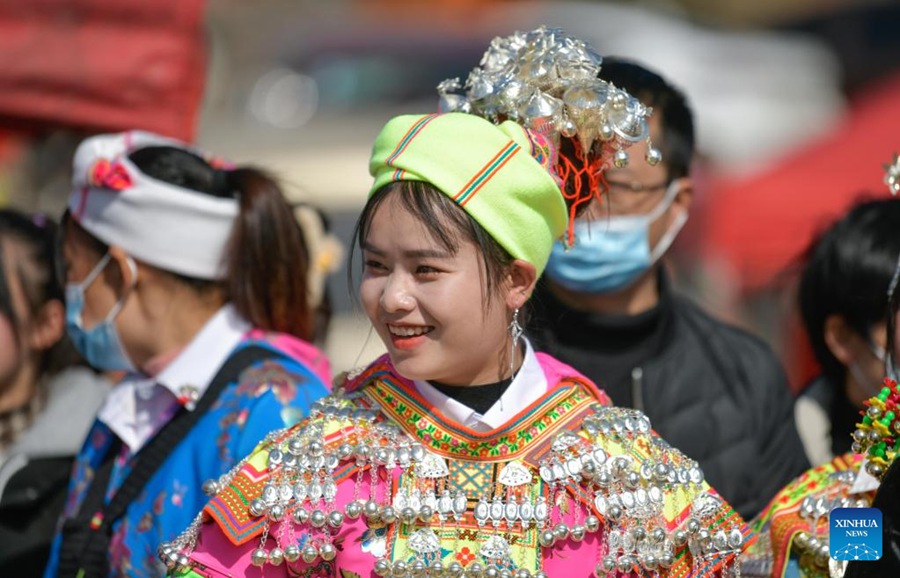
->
<box><xmin>65</xmin><ymin>253</ymin><xmax>137</xmax><ymax>372</ymax></box>
<box><xmin>544</xmin><ymin>181</ymin><xmax>688</xmax><ymax>294</ymax></box>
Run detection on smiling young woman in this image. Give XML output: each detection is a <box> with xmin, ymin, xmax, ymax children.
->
<box><xmin>159</xmin><ymin>111</ymin><xmax>746</xmax><ymax>578</ymax></box>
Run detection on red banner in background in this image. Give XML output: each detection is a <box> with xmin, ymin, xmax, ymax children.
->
<box><xmin>0</xmin><ymin>0</ymin><xmax>206</xmax><ymax>142</ymax></box>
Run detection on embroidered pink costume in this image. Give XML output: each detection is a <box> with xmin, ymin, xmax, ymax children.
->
<box><xmin>162</xmin><ymin>353</ymin><xmax>747</xmax><ymax>578</ymax></box>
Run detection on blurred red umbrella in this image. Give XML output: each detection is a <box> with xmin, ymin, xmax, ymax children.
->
<box><xmin>697</xmin><ymin>72</ymin><xmax>900</xmax><ymax>292</ymax></box>
<box><xmin>0</xmin><ymin>0</ymin><xmax>206</xmax><ymax>141</ymax></box>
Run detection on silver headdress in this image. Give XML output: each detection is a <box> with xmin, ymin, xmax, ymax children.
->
<box><xmin>437</xmin><ymin>26</ymin><xmax>659</xmax><ymax>169</ymax></box>
<box><xmin>885</xmin><ymin>153</ymin><xmax>900</xmax><ymax>196</ymax></box>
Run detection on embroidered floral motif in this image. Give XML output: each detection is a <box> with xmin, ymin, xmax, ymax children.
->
<box><xmin>152</xmin><ymin>489</ymin><xmax>166</xmax><ymax>515</ymax></box>
<box><xmin>171</xmin><ymin>480</ymin><xmax>187</xmax><ymax>508</ymax></box>
<box><xmin>370</xmin><ymin>375</ymin><xmax>592</xmax><ymax>460</ymax></box>
<box><xmin>236</xmin><ymin>360</ymin><xmax>306</xmax><ymax>404</ymax></box>
<box><xmin>108</xmin><ymin>516</ymin><xmax>133</xmax><ymax>575</ymax></box>
<box><xmin>523</xmin><ymin>128</ymin><xmax>562</xmax><ymax>188</ymax></box>
<box><xmin>456</xmin><ymin>546</ymin><xmax>476</xmax><ymax>566</ymax></box>
<box><xmin>137</xmin><ymin>512</ymin><xmax>153</xmax><ymax>533</ymax></box>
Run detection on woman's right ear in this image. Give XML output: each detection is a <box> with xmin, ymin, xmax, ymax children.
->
<box><xmin>505</xmin><ymin>259</ymin><xmax>537</xmax><ymax>310</ymax></box>
<box><xmin>106</xmin><ymin>245</ymin><xmax>139</xmax><ymax>296</ymax></box>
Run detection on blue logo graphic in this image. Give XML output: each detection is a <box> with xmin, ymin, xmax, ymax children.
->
<box><xmin>830</xmin><ymin>507</ymin><xmax>882</xmax><ymax>561</ymax></box>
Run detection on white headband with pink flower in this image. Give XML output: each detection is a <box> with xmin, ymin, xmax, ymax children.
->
<box><xmin>69</xmin><ymin>130</ymin><xmax>239</xmax><ymax>280</ymax></box>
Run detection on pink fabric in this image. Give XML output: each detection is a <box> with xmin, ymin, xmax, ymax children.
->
<box><xmin>181</xmin><ymin>353</ymin><xmax>736</xmax><ymax>578</ymax></box>
<box><xmin>536</xmin><ymin>351</ymin><xmax>587</xmax><ymax>389</ymax></box>
<box><xmin>246</xmin><ymin>329</ymin><xmax>332</xmax><ymax>389</ymax></box>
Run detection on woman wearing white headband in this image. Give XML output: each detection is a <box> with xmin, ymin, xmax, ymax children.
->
<box><xmin>43</xmin><ymin>131</ymin><xmax>331</xmax><ymax>578</ymax></box>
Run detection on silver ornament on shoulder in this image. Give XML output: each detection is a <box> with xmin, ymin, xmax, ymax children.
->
<box><xmin>416</xmin><ymin>453</ymin><xmax>450</xmax><ymax>478</ymax></box>
<box><xmin>480</xmin><ymin>535</ymin><xmax>511</xmax><ymax>560</ymax></box>
<box><xmin>409</xmin><ymin>529</ymin><xmax>442</xmax><ymax>554</ymax></box>
<box><xmin>691</xmin><ymin>493</ymin><xmax>723</xmax><ymax>519</ymax></box>
<box><xmin>498</xmin><ymin>461</ymin><xmax>532</xmax><ymax>487</ymax></box>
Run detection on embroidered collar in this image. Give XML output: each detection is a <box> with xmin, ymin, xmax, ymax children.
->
<box><xmin>362</xmin><ymin>354</ymin><xmax>606</xmax><ymax>462</ymax></box>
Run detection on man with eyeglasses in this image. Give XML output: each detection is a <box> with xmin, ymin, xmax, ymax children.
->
<box><xmin>527</xmin><ymin>58</ymin><xmax>809</xmax><ymax>519</ymax></box>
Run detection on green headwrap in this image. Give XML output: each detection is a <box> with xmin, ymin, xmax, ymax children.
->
<box><xmin>369</xmin><ymin>113</ymin><xmax>567</xmax><ymax>275</ymax></box>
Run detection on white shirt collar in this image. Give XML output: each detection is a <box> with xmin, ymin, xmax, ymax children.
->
<box><xmin>153</xmin><ymin>304</ymin><xmax>252</xmax><ymax>401</ymax></box>
<box><xmin>97</xmin><ymin>304</ymin><xmax>251</xmax><ymax>452</ymax></box>
<box><xmin>414</xmin><ymin>339</ymin><xmax>547</xmax><ymax>432</ymax></box>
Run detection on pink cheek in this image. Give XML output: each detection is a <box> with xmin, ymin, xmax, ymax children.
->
<box><xmin>0</xmin><ymin>315</ymin><xmax>17</xmax><ymax>345</ymax></box>
<box><xmin>359</xmin><ymin>284</ymin><xmax>379</xmax><ymax>309</ymax></box>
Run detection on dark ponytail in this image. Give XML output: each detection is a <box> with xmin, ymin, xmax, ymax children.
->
<box><xmin>223</xmin><ymin>168</ymin><xmax>313</xmax><ymax>341</ymax></box>
<box><xmin>128</xmin><ymin>146</ymin><xmax>314</xmax><ymax>341</ymax></box>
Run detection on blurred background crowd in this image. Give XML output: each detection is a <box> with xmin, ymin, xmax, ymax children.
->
<box><xmin>1</xmin><ymin>0</ymin><xmax>899</xmax><ymax>385</ymax></box>
<box><xmin>3</xmin><ymin>2</ymin><xmax>900</xmax><ymax>576</ymax></box>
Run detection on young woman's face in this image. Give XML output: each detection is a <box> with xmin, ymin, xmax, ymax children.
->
<box><xmin>844</xmin><ymin>322</ymin><xmax>890</xmax><ymax>407</ymax></box>
<box><xmin>360</xmin><ymin>195</ymin><xmax>511</xmax><ymax>386</ymax></box>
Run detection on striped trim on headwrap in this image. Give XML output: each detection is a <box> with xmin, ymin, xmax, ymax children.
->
<box><xmin>369</xmin><ymin>113</ymin><xmax>566</xmax><ymax>275</ymax></box>
<box><xmin>453</xmin><ymin>141</ymin><xmax>521</xmax><ymax>207</ymax></box>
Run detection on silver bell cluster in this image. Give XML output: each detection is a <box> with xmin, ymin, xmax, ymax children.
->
<box><xmin>437</xmin><ymin>26</ymin><xmax>660</xmax><ymax>168</ymax></box>
<box><xmin>157</xmin><ymin>428</ymin><xmax>289</xmax><ymax>572</ymax></box>
<box><xmin>794</xmin><ymin>489</ymin><xmax>871</xmax><ymax>569</ymax></box>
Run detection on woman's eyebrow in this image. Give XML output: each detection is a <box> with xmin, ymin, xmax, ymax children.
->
<box><xmin>362</xmin><ymin>242</ymin><xmax>452</xmax><ymax>259</ymax></box>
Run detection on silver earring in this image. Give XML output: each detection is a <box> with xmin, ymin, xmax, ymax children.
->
<box><xmin>508</xmin><ymin>307</ymin><xmax>523</xmax><ymax>382</ymax></box>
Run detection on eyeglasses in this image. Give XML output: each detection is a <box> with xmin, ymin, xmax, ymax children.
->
<box><xmin>597</xmin><ymin>178</ymin><xmax>670</xmax><ymax>214</ymax></box>
<box><xmin>605</xmin><ymin>179</ymin><xmax>669</xmax><ymax>194</ymax></box>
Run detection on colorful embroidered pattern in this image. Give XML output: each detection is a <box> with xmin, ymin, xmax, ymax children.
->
<box><xmin>190</xmin><ymin>356</ymin><xmax>747</xmax><ymax>578</ymax></box>
<box><xmin>365</xmin><ymin>374</ymin><xmax>598</xmax><ymax>461</ymax></box>
<box><xmin>448</xmin><ymin>461</ymin><xmax>494</xmax><ymax>495</ymax></box>
<box><xmin>43</xmin><ymin>337</ymin><xmax>331</xmax><ymax>578</ymax></box>
<box><xmin>205</xmin><ymin>457</ymin><xmax>268</xmax><ymax>545</ymax></box>
<box><xmin>88</xmin><ymin>158</ymin><xmax>133</xmax><ymax>190</ymax></box>
<box><xmin>745</xmin><ymin>452</ymin><xmax>867</xmax><ymax>577</ymax></box>
<box><xmin>523</xmin><ymin>129</ymin><xmax>561</xmax><ymax>187</ymax></box>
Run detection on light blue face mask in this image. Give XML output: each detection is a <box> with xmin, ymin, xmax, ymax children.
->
<box><xmin>544</xmin><ymin>181</ymin><xmax>687</xmax><ymax>294</ymax></box>
<box><xmin>65</xmin><ymin>253</ymin><xmax>137</xmax><ymax>372</ymax></box>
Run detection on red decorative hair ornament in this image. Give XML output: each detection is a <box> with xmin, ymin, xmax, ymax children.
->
<box><xmin>88</xmin><ymin>158</ymin><xmax>133</xmax><ymax>191</ymax></box>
